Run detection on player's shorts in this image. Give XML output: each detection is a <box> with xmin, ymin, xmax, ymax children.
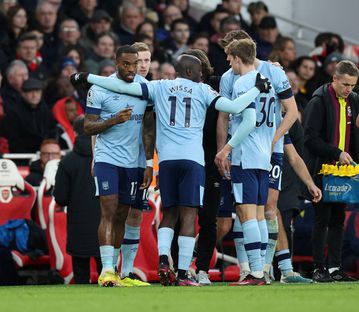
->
<box><xmin>218</xmin><ymin>179</ymin><xmax>235</xmax><ymax>217</ymax></box>
<box><xmin>159</xmin><ymin>160</ymin><xmax>205</xmax><ymax>208</ymax></box>
<box><xmin>94</xmin><ymin>162</ymin><xmax>138</xmax><ymax>205</ymax></box>
<box><xmin>132</xmin><ymin>167</ymin><xmax>150</xmax><ymax>211</ymax></box>
<box><xmin>231</xmin><ymin>165</ymin><xmax>269</xmax><ymax>205</ymax></box>
<box><xmin>269</xmin><ymin>152</ymin><xmax>283</xmax><ymax>191</ymax></box>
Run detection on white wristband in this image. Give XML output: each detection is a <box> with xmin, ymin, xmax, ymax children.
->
<box><xmin>146</xmin><ymin>159</ymin><xmax>154</xmax><ymax>167</ymax></box>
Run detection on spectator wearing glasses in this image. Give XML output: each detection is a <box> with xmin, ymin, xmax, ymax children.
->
<box><xmin>25</xmin><ymin>138</ymin><xmax>61</xmax><ymax>187</ymax></box>
<box><xmin>58</xmin><ymin>18</ymin><xmax>81</xmax><ymax>50</ymax></box>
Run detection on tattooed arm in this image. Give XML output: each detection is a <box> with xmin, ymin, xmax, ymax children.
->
<box><xmin>84</xmin><ymin>108</ymin><xmax>133</xmax><ymax>136</ymax></box>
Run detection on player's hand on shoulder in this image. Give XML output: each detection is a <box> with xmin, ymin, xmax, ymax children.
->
<box><xmin>70</xmin><ymin>72</ymin><xmax>89</xmax><ymax>86</ymax></box>
<box><xmin>268</xmin><ymin>61</ymin><xmax>283</xmax><ymax>69</ymax></box>
<box><xmin>255</xmin><ymin>72</ymin><xmax>272</xmax><ymax>93</ymax></box>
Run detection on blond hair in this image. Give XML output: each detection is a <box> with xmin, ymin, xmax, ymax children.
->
<box><xmin>131</xmin><ymin>42</ymin><xmax>150</xmax><ymax>52</ymax></box>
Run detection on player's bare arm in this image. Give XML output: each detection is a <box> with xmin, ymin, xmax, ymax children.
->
<box><xmin>284</xmin><ymin>143</ymin><xmax>322</xmax><ymax>202</ymax></box>
<box><xmin>84</xmin><ymin>108</ymin><xmax>133</xmax><ymax>135</ymax></box>
<box><xmin>215</xmin><ymin>112</ymin><xmax>230</xmax><ymax>177</ymax></box>
<box><xmin>272</xmin><ymin>97</ymin><xmax>298</xmax><ymax>149</ymax></box>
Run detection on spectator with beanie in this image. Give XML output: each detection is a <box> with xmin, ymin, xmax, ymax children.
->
<box><xmin>256</xmin><ymin>15</ymin><xmax>280</xmax><ymax>60</ymax></box>
<box><xmin>79</xmin><ymin>9</ymin><xmax>113</xmax><ymax>51</ymax></box>
<box><xmin>53</xmin><ymin>116</ymin><xmax>101</xmax><ymax>284</ymax></box>
<box><xmin>303</xmin><ymin>60</ymin><xmax>359</xmax><ymax>282</ymax></box>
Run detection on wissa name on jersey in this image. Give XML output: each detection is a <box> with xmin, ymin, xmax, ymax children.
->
<box><xmin>169</xmin><ymin>85</ymin><xmax>193</xmax><ymax>94</ymax></box>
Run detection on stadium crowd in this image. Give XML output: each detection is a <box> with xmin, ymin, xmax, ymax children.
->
<box><xmin>0</xmin><ymin>0</ymin><xmax>359</xmax><ymax>286</ymax></box>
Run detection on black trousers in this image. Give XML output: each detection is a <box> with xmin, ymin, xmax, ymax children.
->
<box><xmin>72</xmin><ymin>256</ymin><xmax>102</xmax><ymax>284</ymax></box>
<box><xmin>312</xmin><ymin>201</ymin><xmax>345</xmax><ymax>269</ymax></box>
<box><xmin>195</xmin><ymin>165</ymin><xmax>222</xmax><ymax>273</ymax></box>
<box><xmin>171</xmin><ymin>165</ymin><xmax>221</xmax><ymax>272</ymax></box>
<box><xmin>280</xmin><ymin>209</ymin><xmax>296</xmax><ymax>253</ymax></box>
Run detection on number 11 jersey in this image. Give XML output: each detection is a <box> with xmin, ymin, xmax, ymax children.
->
<box><xmin>141</xmin><ymin>77</ymin><xmax>220</xmax><ymax>166</ymax></box>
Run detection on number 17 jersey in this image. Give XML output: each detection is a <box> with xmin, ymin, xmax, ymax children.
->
<box><xmin>141</xmin><ymin>77</ymin><xmax>219</xmax><ymax>166</ymax></box>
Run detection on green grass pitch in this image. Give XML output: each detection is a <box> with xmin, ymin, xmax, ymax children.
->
<box><xmin>1</xmin><ymin>283</ymin><xmax>359</xmax><ymax>312</ymax></box>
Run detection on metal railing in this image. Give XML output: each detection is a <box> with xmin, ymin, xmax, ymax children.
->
<box><xmin>190</xmin><ymin>0</ymin><xmax>359</xmax><ymax>48</ymax></box>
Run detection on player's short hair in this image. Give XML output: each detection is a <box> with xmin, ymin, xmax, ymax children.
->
<box><xmin>131</xmin><ymin>42</ymin><xmax>150</xmax><ymax>52</ymax></box>
<box><xmin>115</xmin><ymin>45</ymin><xmax>138</xmax><ymax>60</ymax></box>
<box><xmin>225</xmin><ymin>39</ymin><xmax>257</xmax><ymax>65</ymax></box>
<box><xmin>335</xmin><ymin>60</ymin><xmax>359</xmax><ymax>77</ymax></box>
<box><xmin>220</xmin><ymin>30</ymin><xmax>251</xmax><ymax>48</ymax></box>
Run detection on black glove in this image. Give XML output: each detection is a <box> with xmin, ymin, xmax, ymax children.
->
<box><xmin>255</xmin><ymin>72</ymin><xmax>271</xmax><ymax>93</ymax></box>
<box><xmin>70</xmin><ymin>72</ymin><xmax>89</xmax><ymax>86</ymax></box>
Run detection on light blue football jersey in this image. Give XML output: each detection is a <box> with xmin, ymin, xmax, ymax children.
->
<box><xmin>86</xmin><ymin>74</ymin><xmax>149</xmax><ymax>168</ymax></box>
<box><xmin>141</xmin><ymin>77</ymin><xmax>219</xmax><ymax>166</ymax></box>
<box><xmin>231</xmin><ymin>70</ymin><xmax>276</xmax><ymax>170</ymax></box>
<box><xmin>256</xmin><ymin>61</ymin><xmax>292</xmax><ymax>154</ymax></box>
<box><xmin>220</xmin><ymin>62</ymin><xmax>293</xmax><ymax>154</ymax></box>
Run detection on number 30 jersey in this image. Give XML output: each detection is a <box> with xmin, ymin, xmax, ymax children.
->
<box><xmin>141</xmin><ymin>77</ymin><xmax>219</xmax><ymax>166</ymax></box>
<box><xmin>231</xmin><ymin>70</ymin><xmax>277</xmax><ymax>171</ymax></box>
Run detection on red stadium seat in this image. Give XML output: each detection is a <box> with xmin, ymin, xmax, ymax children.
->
<box><xmin>37</xmin><ymin>159</ymin><xmax>60</xmax><ymax>229</ymax></box>
<box><xmin>0</xmin><ymin>159</ymin><xmax>50</xmax><ymax>268</ymax></box>
<box><xmin>36</xmin><ymin>159</ymin><xmax>73</xmax><ymax>283</ymax></box>
<box><xmin>0</xmin><ymin>159</ymin><xmax>36</xmax><ymax>226</ymax></box>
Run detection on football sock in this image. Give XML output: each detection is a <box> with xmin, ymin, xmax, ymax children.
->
<box><xmin>275</xmin><ymin>249</ymin><xmax>293</xmax><ymax>276</ymax></box>
<box><xmin>258</xmin><ymin>219</ymin><xmax>268</xmax><ymax>266</ymax></box>
<box><xmin>233</xmin><ymin>217</ymin><xmax>249</xmax><ymax>272</ymax></box>
<box><xmin>242</xmin><ymin>219</ymin><xmax>263</xmax><ymax>278</ymax></box>
<box><xmin>100</xmin><ymin>245</ymin><xmax>114</xmax><ymax>274</ymax></box>
<box><xmin>121</xmin><ymin>224</ymin><xmax>140</xmax><ymax>278</ymax></box>
<box><xmin>178</xmin><ymin>236</ymin><xmax>196</xmax><ymax>274</ymax></box>
<box><xmin>158</xmin><ymin>227</ymin><xmax>174</xmax><ymax>257</ymax></box>
<box><xmin>264</xmin><ymin>217</ymin><xmax>278</xmax><ymax>272</ymax></box>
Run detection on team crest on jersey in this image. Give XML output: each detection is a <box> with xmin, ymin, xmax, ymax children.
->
<box><xmin>347</xmin><ymin>106</ymin><xmax>352</xmax><ymax>117</ymax></box>
<box><xmin>102</xmin><ymin>181</ymin><xmax>109</xmax><ymax>191</ymax></box>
